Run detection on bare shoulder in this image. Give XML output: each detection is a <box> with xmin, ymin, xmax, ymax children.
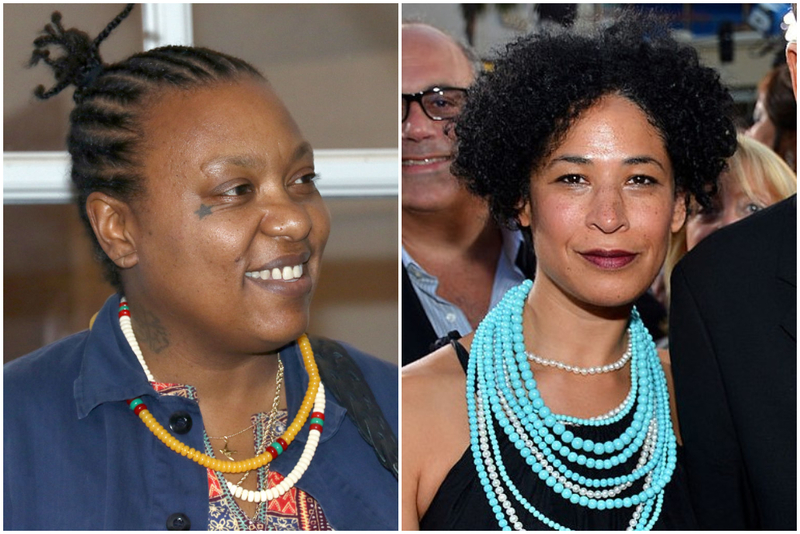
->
<box><xmin>402</xmin><ymin>337</ymin><xmax>473</xmax><ymax>427</ymax></box>
<box><xmin>402</xmin><ymin>336</ymin><xmax>474</xmax><ymax>522</ymax></box>
<box><xmin>403</xmin><ymin>341</ymin><xmax>466</xmax><ymax>379</ymax></box>
<box><xmin>402</xmin><ymin>340</ymin><xmax>470</xmax><ymax>430</ymax></box>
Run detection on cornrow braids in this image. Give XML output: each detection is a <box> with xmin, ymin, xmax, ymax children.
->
<box><xmin>30</xmin><ymin>5</ymin><xmax>265</xmax><ymax>291</ymax></box>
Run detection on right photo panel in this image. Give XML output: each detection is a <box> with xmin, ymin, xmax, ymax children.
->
<box><xmin>401</xmin><ymin>3</ymin><xmax>797</xmax><ymax>531</ymax></box>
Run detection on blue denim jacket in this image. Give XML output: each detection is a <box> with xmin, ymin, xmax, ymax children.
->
<box><xmin>4</xmin><ymin>294</ymin><xmax>398</xmax><ymax>530</ymax></box>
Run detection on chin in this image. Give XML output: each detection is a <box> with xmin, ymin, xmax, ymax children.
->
<box><xmin>240</xmin><ymin>314</ymin><xmax>310</xmax><ymax>353</ymax></box>
<box><xmin>570</xmin><ymin>286</ymin><xmax>645</xmax><ymax>314</ymax></box>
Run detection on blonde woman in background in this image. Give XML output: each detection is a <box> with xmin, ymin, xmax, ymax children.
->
<box><xmin>657</xmin><ymin>133</ymin><xmax>796</xmax><ymax>307</ymax></box>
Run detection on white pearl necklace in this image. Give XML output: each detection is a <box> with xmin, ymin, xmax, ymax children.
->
<box><xmin>118</xmin><ymin>296</ymin><xmax>323</xmax><ymax>506</ymax></box>
<box><xmin>527</xmin><ymin>336</ymin><xmax>632</xmax><ymax>375</ymax></box>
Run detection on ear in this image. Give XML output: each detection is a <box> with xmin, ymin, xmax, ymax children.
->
<box><xmin>670</xmin><ymin>192</ymin><xmax>688</xmax><ymax>233</ymax></box>
<box><xmin>518</xmin><ymin>198</ymin><xmax>532</xmax><ymax>228</ymax></box>
<box><xmin>787</xmin><ymin>42</ymin><xmax>797</xmax><ymax>98</ymax></box>
<box><xmin>86</xmin><ymin>192</ymin><xmax>140</xmax><ymax>270</ymax></box>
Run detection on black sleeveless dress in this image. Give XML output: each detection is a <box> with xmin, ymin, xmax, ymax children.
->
<box><xmin>420</xmin><ymin>342</ymin><xmax>698</xmax><ymax>530</ymax></box>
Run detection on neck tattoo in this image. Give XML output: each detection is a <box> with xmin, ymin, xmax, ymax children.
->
<box><xmin>118</xmin><ymin>297</ymin><xmax>326</xmax><ymax>505</ymax></box>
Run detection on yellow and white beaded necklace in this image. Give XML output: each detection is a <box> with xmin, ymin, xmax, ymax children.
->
<box><xmin>118</xmin><ymin>297</ymin><xmax>325</xmax><ymax>503</ymax></box>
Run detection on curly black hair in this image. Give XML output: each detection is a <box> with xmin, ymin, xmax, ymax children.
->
<box><xmin>451</xmin><ymin>9</ymin><xmax>737</xmax><ymax>228</ymax></box>
<box><xmin>30</xmin><ymin>5</ymin><xmax>264</xmax><ymax>291</ymax></box>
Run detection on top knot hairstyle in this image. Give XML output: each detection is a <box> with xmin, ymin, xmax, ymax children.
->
<box><xmin>451</xmin><ymin>9</ymin><xmax>738</xmax><ymax>228</ymax></box>
<box><xmin>30</xmin><ymin>4</ymin><xmax>264</xmax><ymax>291</ymax></box>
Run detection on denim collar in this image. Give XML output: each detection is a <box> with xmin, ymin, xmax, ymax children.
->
<box><xmin>72</xmin><ymin>293</ymin><xmax>346</xmax><ymax>444</ymax></box>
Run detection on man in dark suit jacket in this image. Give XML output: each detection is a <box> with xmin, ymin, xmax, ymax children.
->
<box><xmin>670</xmin><ymin>12</ymin><xmax>797</xmax><ymax>527</ymax></box>
<box><xmin>670</xmin><ymin>194</ymin><xmax>796</xmax><ymax>529</ymax></box>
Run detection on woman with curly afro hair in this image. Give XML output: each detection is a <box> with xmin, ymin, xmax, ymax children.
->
<box><xmin>402</xmin><ymin>10</ymin><xmax>736</xmax><ymax>530</ymax></box>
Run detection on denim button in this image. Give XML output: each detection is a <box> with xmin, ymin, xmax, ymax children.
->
<box><xmin>168</xmin><ymin>411</ymin><xmax>193</xmax><ymax>434</ymax></box>
<box><xmin>166</xmin><ymin>512</ymin><xmax>190</xmax><ymax>530</ymax></box>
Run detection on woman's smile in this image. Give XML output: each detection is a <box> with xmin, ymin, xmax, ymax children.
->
<box><xmin>245</xmin><ymin>263</ymin><xmax>304</xmax><ymax>281</ymax></box>
<box><xmin>244</xmin><ymin>255</ymin><xmax>314</xmax><ymax>298</ymax></box>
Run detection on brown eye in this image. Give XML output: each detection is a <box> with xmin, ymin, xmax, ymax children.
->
<box><xmin>557</xmin><ymin>174</ymin><xmax>585</xmax><ymax>185</ymax></box>
<box><xmin>628</xmin><ymin>175</ymin><xmax>657</xmax><ymax>185</ymax></box>
<box><xmin>221</xmin><ymin>184</ymin><xmax>253</xmax><ymax>196</ymax></box>
<box><xmin>292</xmin><ymin>173</ymin><xmax>319</xmax><ymax>186</ymax></box>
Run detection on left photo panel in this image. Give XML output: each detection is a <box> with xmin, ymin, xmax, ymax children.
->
<box><xmin>4</xmin><ymin>3</ymin><xmax>398</xmax><ymax>530</ymax></box>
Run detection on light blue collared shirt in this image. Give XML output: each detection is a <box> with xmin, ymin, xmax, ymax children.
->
<box><xmin>402</xmin><ymin>227</ymin><xmax>526</xmax><ymax>339</ymax></box>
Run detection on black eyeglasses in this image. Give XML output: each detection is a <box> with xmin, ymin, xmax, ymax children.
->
<box><xmin>402</xmin><ymin>86</ymin><xmax>468</xmax><ymax>122</ymax></box>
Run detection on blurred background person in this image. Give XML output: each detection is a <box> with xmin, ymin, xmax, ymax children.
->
<box><xmin>746</xmin><ymin>63</ymin><xmax>797</xmax><ymax>171</ymax></box>
<box><xmin>654</xmin><ymin>133</ymin><xmax>797</xmax><ymax>312</ymax></box>
<box><xmin>401</xmin><ymin>22</ymin><xmax>534</xmax><ymax>366</ymax></box>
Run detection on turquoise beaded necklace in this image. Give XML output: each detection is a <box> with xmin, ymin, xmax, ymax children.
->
<box><xmin>466</xmin><ymin>280</ymin><xmax>677</xmax><ymax>531</ymax></box>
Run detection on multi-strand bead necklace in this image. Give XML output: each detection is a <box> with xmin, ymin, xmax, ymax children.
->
<box><xmin>466</xmin><ymin>280</ymin><xmax>677</xmax><ymax>531</ymax></box>
<box><xmin>118</xmin><ymin>298</ymin><xmax>325</xmax><ymax>504</ymax></box>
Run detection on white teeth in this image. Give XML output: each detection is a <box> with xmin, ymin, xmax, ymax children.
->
<box><xmin>246</xmin><ymin>264</ymin><xmax>304</xmax><ymax>281</ymax></box>
<box><xmin>402</xmin><ymin>156</ymin><xmax>449</xmax><ymax>167</ymax></box>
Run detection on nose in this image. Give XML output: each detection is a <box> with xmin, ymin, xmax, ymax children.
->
<box><xmin>587</xmin><ymin>185</ymin><xmax>629</xmax><ymax>234</ymax></box>
<box><xmin>402</xmin><ymin>101</ymin><xmax>437</xmax><ymax>141</ymax></box>
<box><xmin>259</xmin><ymin>193</ymin><xmax>313</xmax><ymax>242</ymax></box>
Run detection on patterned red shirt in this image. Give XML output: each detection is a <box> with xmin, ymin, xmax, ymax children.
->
<box><xmin>154</xmin><ymin>382</ymin><xmax>332</xmax><ymax>531</ymax></box>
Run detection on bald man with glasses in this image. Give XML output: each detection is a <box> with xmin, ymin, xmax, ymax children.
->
<box><xmin>401</xmin><ymin>23</ymin><xmax>534</xmax><ymax>366</ymax></box>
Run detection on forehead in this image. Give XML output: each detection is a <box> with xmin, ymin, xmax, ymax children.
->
<box><xmin>554</xmin><ymin>96</ymin><xmax>667</xmax><ymax>157</ymax></box>
<box><xmin>139</xmin><ymin>80</ymin><xmax>306</xmax><ymax>173</ymax></box>
<box><xmin>402</xmin><ymin>25</ymin><xmax>474</xmax><ymax>93</ymax></box>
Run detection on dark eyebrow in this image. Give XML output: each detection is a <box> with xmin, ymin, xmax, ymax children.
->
<box><xmin>548</xmin><ymin>155</ymin><xmax>591</xmax><ymax>167</ymax></box>
<box><xmin>201</xmin><ymin>142</ymin><xmax>314</xmax><ymax>173</ymax></box>
<box><xmin>547</xmin><ymin>154</ymin><xmax>666</xmax><ymax>171</ymax></box>
<box><xmin>624</xmin><ymin>156</ymin><xmax>665</xmax><ymax>171</ymax></box>
<box><xmin>200</xmin><ymin>154</ymin><xmax>262</xmax><ymax>172</ymax></box>
<box><xmin>292</xmin><ymin>142</ymin><xmax>314</xmax><ymax>164</ymax></box>
<box><xmin>202</xmin><ymin>154</ymin><xmax>261</xmax><ymax>171</ymax></box>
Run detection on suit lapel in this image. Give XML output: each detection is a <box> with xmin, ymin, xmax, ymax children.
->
<box><xmin>776</xmin><ymin>196</ymin><xmax>796</xmax><ymax>342</ymax></box>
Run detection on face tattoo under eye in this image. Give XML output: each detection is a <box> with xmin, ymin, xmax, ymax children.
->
<box><xmin>11</xmin><ymin>5</ymin><xmax>397</xmax><ymax>531</ymax></box>
<box><xmin>195</xmin><ymin>203</ymin><xmax>213</xmax><ymax>219</ymax></box>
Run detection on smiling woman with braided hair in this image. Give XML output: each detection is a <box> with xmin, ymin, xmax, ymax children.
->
<box><xmin>4</xmin><ymin>5</ymin><xmax>397</xmax><ymax>530</ymax></box>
